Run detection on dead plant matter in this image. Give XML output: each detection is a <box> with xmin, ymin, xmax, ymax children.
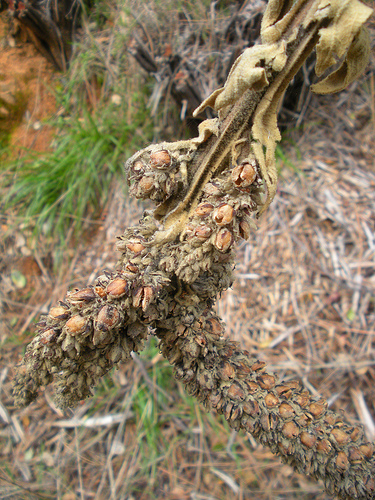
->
<box><xmin>13</xmin><ymin>1</ymin><xmax>374</xmax><ymax>499</ymax></box>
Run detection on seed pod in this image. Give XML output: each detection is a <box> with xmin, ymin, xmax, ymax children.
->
<box><xmin>131</xmin><ymin>175</ymin><xmax>154</xmax><ymax>197</ymax></box>
<box><xmin>359</xmin><ymin>443</ymin><xmax>374</xmax><ymax>459</ymax></box>
<box><xmin>131</xmin><ymin>160</ymin><xmax>145</xmax><ymax>176</ymax></box>
<box><xmin>308</xmin><ymin>401</ymin><xmax>327</xmax><ymax>418</ymax></box>
<box><xmin>195</xmin><ymin>203</ymin><xmax>214</xmax><ymax>218</ymax></box>
<box><xmin>149</xmin><ymin>150</ymin><xmax>171</xmax><ymax>169</ymax></box>
<box><xmin>95</xmin><ymin>305</ymin><xmax>120</xmax><ymax>332</ymax></box>
<box><xmin>220</xmin><ymin>362</ymin><xmax>236</xmax><ymax>380</ymax></box>
<box><xmin>300</xmin><ymin>432</ymin><xmax>317</xmax><ymax>449</ymax></box>
<box><xmin>336</xmin><ymin>451</ymin><xmax>349</xmax><ymax>471</ymax></box>
<box><xmin>124</xmin><ymin>263</ymin><xmax>138</xmax><ymax>274</ymax></box>
<box><xmin>65</xmin><ymin>315</ymin><xmax>87</xmax><ymax>335</ymax></box>
<box><xmin>126</xmin><ymin>241</ymin><xmax>145</xmax><ymax>253</ymax></box>
<box><xmin>316</xmin><ymin>439</ymin><xmax>332</xmax><ymax>454</ymax></box>
<box><xmin>49</xmin><ymin>306</ymin><xmax>70</xmax><ymax>320</ymax></box>
<box><xmin>242</xmin><ymin>400</ymin><xmax>260</xmax><ymax>417</ymax></box>
<box><xmin>214</xmin><ymin>228</ymin><xmax>233</xmax><ymax>252</ymax></box>
<box><xmin>348</xmin><ymin>446</ymin><xmax>363</xmax><ymax>463</ymax></box>
<box><xmin>282</xmin><ymin>421</ymin><xmax>300</xmax><ymax>439</ymax></box>
<box><xmin>212</xmin><ymin>204</ymin><xmax>235</xmax><ymax>226</ymax></box>
<box><xmin>204</xmin><ymin>317</ymin><xmax>223</xmax><ymax>338</ymax></box>
<box><xmin>107</xmin><ymin>278</ymin><xmax>128</xmax><ymax>298</ymax></box>
<box><xmin>251</xmin><ymin>361</ymin><xmax>266</xmax><ymax>372</ymax></box>
<box><xmin>68</xmin><ymin>288</ymin><xmax>96</xmax><ymax>305</ymax></box>
<box><xmin>265</xmin><ymin>393</ymin><xmax>279</xmax><ymax>408</ymax></box>
<box><xmin>275</xmin><ymin>385</ymin><xmax>292</xmax><ymax>399</ymax></box>
<box><xmin>257</xmin><ymin>374</ymin><xmax>275</xmax><ymax>390</ymax></box>
<box><xmin>232</xmin><ymin>161</ymin><xmax>257</xmax><ymax>188</ymax></box>
<box><xmin>244</xmin><ymin>381</ymin><xmax>259</xmax><ymax>394</ymax></box>
<box><xmin>331</xmin><ymin>428</ymin><xmax>350</xmax><ymax>445</ymax></box>
<box><xmin>278</xmin><ymin>402</ymin><xmax>295</xmax><ymax>418</ymax></box>
<box><xmin>194</xmin><ymin>225</ymin><xmax>213</xmax><ymax>241</ymax></box>
<box><xmin>239</xmin><ymin>220</ymin><xmax>251</xmax><ymax>240</ymax></box>
<box><xmin>203</xmin><ymin>182</ymin><xmax>221</xmax><ymax>197</ymax></box>
<box><xmin>227</xmin><ymin>382</ymin><xmax>245</xmax><ymax>401</ymax></box>
<box><xmin>39</xmin><ymin>329</ymin><xmax>57</xmax><ymax>345</ymax></box>
<box><xmin>142</xmin><ymin>286</ymin><xmax>155</xmax><ymax>311</ymax></box>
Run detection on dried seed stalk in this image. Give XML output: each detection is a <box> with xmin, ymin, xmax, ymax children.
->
<box><xmin>13</xmin><ymin>0</ymin><xmax>373</xmax><ymax>498</ymax></box>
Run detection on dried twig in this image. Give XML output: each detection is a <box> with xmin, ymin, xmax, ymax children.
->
<box><xmin>13</xmin><ymin>1</ymin><xmax>374</xmax><ymax>498</ymax></box>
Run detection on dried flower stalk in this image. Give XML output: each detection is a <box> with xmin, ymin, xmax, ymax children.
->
<box><xmin>13</xmin><ymin>0</ymin><xmax>373</xmax><ymax>498</ymax></box>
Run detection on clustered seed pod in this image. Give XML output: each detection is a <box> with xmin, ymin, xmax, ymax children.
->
<box><xmin>126</xmin><ymin>147</ymin><xmax>181</xmax><ymax>203</ymax></box>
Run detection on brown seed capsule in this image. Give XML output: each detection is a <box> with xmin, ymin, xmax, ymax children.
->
<box><xmin>195</xmin><ymin>203</ymin><xmax>214</xmax><ymax>218</ymax></box>
<box><xmin>220</xmin><ymin>362</ymin><xmax>236</xmax><ymax>380</ymax></box>
<box><xmin>194</xmin><ymin>225</ymin><xmax>213</xmax><ymax>241</ymax></box>
<box><xmin>124</xmin><ymin>263</ymin><xmax>138</xmax><ymax>274</ymax></box>
<box><xmin>95</xmin><ymin>305</ymin><xmax>120</xmax><ymax>331</ymax></box>
<box><xmin>149</xmin><ymin>150</ymin><xmax>171</xmax><ymax>169</ymax></box>
<box><xmin>39</xmin><ymin>329</ymin><xmax>57</xmax><ymax>345</ymax></box>
<box><xmin>132</xmin><ymin>160</ymin><xmax>145</xmax><ymax>175</ymax></box>
<box><xmin>126</xmin><ymin>241</ymin><xmax>145</xmax><ymax>253</ymax></box>
<box><xmin>331</xmin><ymin>428</ymin><xmax>350</xmax><ymax>445</ymax></box>
<box><xmin>214</xmin><ymin>228</ymin><xmax>233</xmax><ymax>252</ymax></box>
<box><xmin>251</xmin><ymin>361</ymin><xmax>266</xmax><ymax>372</ymax></box>
<box><xmin>213</xmin><ymin>204</ymin><xmax>235</xmax><ymax>226</ymax></box>
<box><xmin>228</xmin><ymin>382</ymin><xmax>245</xmax><ymax>401</ymax></box>
<box><xmin>282</xmin><ymin>421</ymin><xmax>300</xmax><ymax>439</ymax></box>
<box><xmin>244</xmin><ymin>381</ymin><xmax>259</xmax><ymax>394</ymax></box>
<box><xmin>257</xmin><ymin>374</ymin><xmax>275</xmax><ymax>390</ymax></box>
<box><xmin>265</xmin><ymin>393</ymin><xmax>279</xmax><ymax>408</ymax></box>
<box><xmin>242</xmin><ymin>400</ymin><xmax>260</xmax><ymax>417</ymax></box>
<box><xmin>348</xmin><ymin>446</ymin><xmax>363</xmax><ymax>463</ymax></box>
<box><xmin>359</xmin><ymin>443</ymin><xmax>374</xmax><ymax>459</ymax></box>
<box><xmin>68</xmin><ymin>288</ymin><xmax>96</xmax><ymax>304</ymax></box>
<box><xmin>224</xmin><ymin>401</ymin><xmax>234</xmax><ymax>421</ymax></box>
<box><xmin>65</xmin><ymin>315</ymin><xmax>86</xmax><ymax>335</ymax></box>
<box><xmin>209</xmin><ymin>391</ymin><xmax>222</xmax><ymax>408</ymax></box>
<box><xmin>204</xmin><ymin>317</ymin><xmax>223</xmax><ymax>337</ymax></box>
<box><xmin>316</xmin><ymin>439</ymin><xmax>332</xmax><ymax>454</ymax></box>
<box><xmin>275</xmin><ymin>385</ymin><xmax>292</xmax><ymax>399</ymax></box>
<box><xmin>236</xmin><ymin>362</ymin><xmax>251</xmax><ymax>377</ymax></box>
<box><xmin>49</xmin><ymin>306</ymin><xmax>70</xmax><ymax>320</ymax></box>
<box><xmin>142</xmin><ymin>286</ymin><xmax>154</xmax><ymax>311</ymax></box>
<box><xmin>336</xmin><ymin>451</ymin><xmax>349</xmax><ymax>471</ymax></box>
<box><xmin>300</xmin><ymin>432</ymin><xmax>317</xmax><ymax>449</ymax></box>
<box><xmin>232</xmin><ymin>161</ymin><xmax>257</xmax><ymax>189</ymax></box>
<box><xmin>239</xmin><ymin>220</ymin><xmax>251</xmax><ymax>240</ymax></box>
<box><xmin>350</xmin><ymin>427</ymin><xmax>362</xmax><ymax>442</ymax></box>
<box><xmin>107</xmin><ymin>278</ymin><xmax>128</xmax><ymax>298</ymax></box>
<box><xmin>278</xmin><ymin>402</ymin><xmax>295</xmax><ymax>418</ymax></box>
<box><xmin>137</xmin><ymin>175</ymin><xmax>154</xmax><ymax>195</ymax></box>
<box><xmin>203</xmin><ymin>182</ymin><xmax>221</xmax><ymax>196</ymax></box>
<box><xmin>296</xmin><ymin>392</ymin><xmax>310</xmax><ymax>408</ymax></box>
<box><xmin>308</xmin><ymin>401</ymin><xmax>327</xmax><ymax>418</ymax></box>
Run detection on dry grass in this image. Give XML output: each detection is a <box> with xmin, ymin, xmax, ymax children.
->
<box><xmin>1</xmin><ymin>4</ymin><xmax>375</xmax><ymax>500</ymax></box>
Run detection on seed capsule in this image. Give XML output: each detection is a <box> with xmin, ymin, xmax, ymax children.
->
<box><xmin>95</xmin><ymin>286</ymin><xmax>107</xmax><ymax>298</ymax></box>
<box><xmin>336</xmin><ymin>451</ymin><xmax>349</xmax><ymax>471</ymax></box>
<box><xmin>220</xmin><ymin>362</ymin><xmax>236</xmax><ymax>380</ymax></box>
<box><xmin>107</xmin><ymin>278</ymin><xmax>128</xmax><ymax>298</ymax></box>
<box><xmin>95</xmin><ymin>305</ymin><xmax>120</xmax><ymax>331</ymax></box>
<box><xmin>126</xmin><ymin>241</ymin><xmax>145</xmax><ymax>253</ymax></box>
<box><xmin>65</xmin><ymin>315</ymin><xmax>87</xmax><ymax>335</ymax></box>
<box><xmin>39</xmin><ymin>329</ymin><xmax>57</xmax><ymax>345</ymax></box>
<box><xmin>68</xmin><ymin>288</ymin><xmax>96</xmax><ymax>304</ymax></box>
<box><xmin>242</xmin><ymin>400</ymin><xmax>260</xmax><ymax>417</ymax></box>
<box><xmin>232</xmin><ymin>161</ymin><xmax>257</xmax><ymax>188</ymax></box>
<box><xmin>214</xmin><ymin>228</ymin><xmax>233</xmax><ymax>252</ymax></box>
<box><xmin>316</xmin><ymin>439</ymin><xmax>332</xmax><ymax>454</ymax></box>
<box><xmin>228</xmin><ymin>382</ymin><xmax>245</xmax><ymax>401</ymax></box>
<box><xmin>282</xmin><ymin>421</ymin><xmax>300</xmax><ymax>439</ymax></box>
<box><xmin>239</xmin><ymin>220</ymin><xmax>251</xmax><ymax>240</ymax></box>
<box><xmin>49</xmin><ymin>306</ymin><xmax>70</xmax><ymax>320</ymax></box>
<box><xmin>308</xmin><ymin>401</ymin><xmax>327</xmax><ymax>418</ymax></box>
<box><xmin>149</xmin><ymin>150</ymin><xmax>171</xmax><ymax>169</ymax></box>
<box><xmin>195</xmin><ymin>203</ymin><xmax>214</xmax><ymax>217</ymax></box>
<box><xmin>257</xmin><ymin>374</ymin><xmax>275</xmax><ymax>390</ymax></box>
<box><xmin>194</xmin><ymin>225</ymin><xmax>212</xmax><ymax>241</ymax></box>
<box><xmin>278</xmin><ymin>402</ymin><xmax>295</xmax><ymax>418</ymax></box>
<box><xmin>132</xmin><ymin>160</ymin><xmax>145</xmax><ymax>175</ymax></box>
<box><xmin>204</xmin><ymin>317</ymin><xmax>223</xmax><ymax>338</ymax></box>
<box><xmin>300</xmin><ymin>432</ymin><xmax>317</xmax><ymax>448</ymax></box>
<box><xmin>331</xmin><ymin>428</ymin><xmax>350</xmax><ymax>445</ymax></box>
<box><xmin>265</xmin><ymin>393</ymin><xmax>279</xmax><ymax>408</ymax></box>
<box><xmin>213</xmin><ymin>204</ymin><xmax>235</xmax><ymax>226</ymax></box>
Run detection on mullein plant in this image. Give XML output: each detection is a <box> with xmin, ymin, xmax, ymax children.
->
<box><xmin>13</xmin><ymin>1</ymin><xmax>374</xmax><ymax>498</ymax></box>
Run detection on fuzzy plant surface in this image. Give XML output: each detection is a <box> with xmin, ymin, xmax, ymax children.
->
<box><xmin>13</xmin><ymin>1</ymin><xmax>374</xmax><ymax>499</ymax></box>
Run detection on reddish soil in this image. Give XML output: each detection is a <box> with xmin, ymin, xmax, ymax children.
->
<box><xmin>0</xmin><ymin>13</ymin><xmax>58</xmax><ymax>154</ymax></box>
